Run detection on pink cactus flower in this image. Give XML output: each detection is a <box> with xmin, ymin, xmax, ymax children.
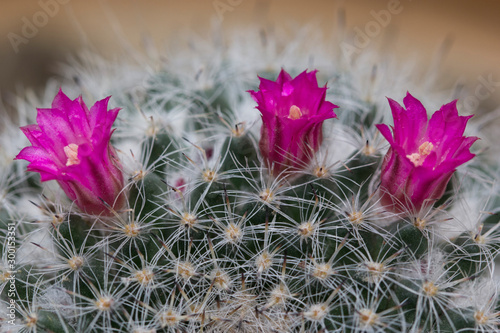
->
<box><xmin>376</xmin><ymin>92</ymin><xmax>478</xmax><ymax>213</ymax></box>
<box><xmin>249</xmin><ymin>69</ymin><xmax>338</xmax><ymax>175</ymax></box>
<box><xmin>15</xmin><ymin>89</ymin><xmax>125</xmax><ymax>216</ymax></box>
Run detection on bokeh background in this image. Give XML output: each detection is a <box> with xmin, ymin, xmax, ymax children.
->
<box><xmin>1</xmin><ymin>0</ymin><xmax>499</xmax><ymax>117</ymax></box>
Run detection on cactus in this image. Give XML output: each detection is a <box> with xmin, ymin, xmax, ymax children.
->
<box><xmin>1</xmin><ymin>27</ymin><xmax>499</xmax><ymax>333</ymax></box>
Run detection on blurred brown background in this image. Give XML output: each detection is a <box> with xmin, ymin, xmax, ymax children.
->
<box><xmin>1</xmin><ymin>0</ymin><xmax>499</xmax><ymax>114</ymax></box>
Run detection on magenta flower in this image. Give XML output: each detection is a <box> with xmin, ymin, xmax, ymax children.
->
<box><xmin>15</xmin><ymin>89</ymin><xmax>125</xmax><ymax>216</ymax></box>
<box><xmin>249</xmin><ymin>69</ymin><xmax>338</xmax><ymax>175</ymax></box>
<box><xmin>376</xmin><ymin>92</ymin><xmax>478</xmax><ymax>213</ymax></box>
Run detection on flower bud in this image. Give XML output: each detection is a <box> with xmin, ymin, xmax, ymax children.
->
<box><xmin>16</xmin><ymin>89</ymin><xmax>125</xmax><ymax>215</ymax></box>
<box><xmin>376</xmin><ymin>92</ymin><xmax>478</xmax><ymax>213</ymax></box>
<box><xmin>249</xmin><ymin>69</ymin><xmax>338</xmax><ymax>176</ymax></box>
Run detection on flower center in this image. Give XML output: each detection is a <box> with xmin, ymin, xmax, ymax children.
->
<box><xmin>64</xmin><ymin>143</ymin><xmax>80</xmax><ymax>166</ymax></box>
<box><xmin>288</xmin><ymin>105</ymin><xmax>303</xmax><ymax>120</ymax></box>
<box><xmin>406</xmin><ymin>141</ymin><xmax>434</xmax><ymax>167</ymax></box>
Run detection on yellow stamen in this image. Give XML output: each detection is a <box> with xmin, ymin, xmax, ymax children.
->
<box><xmin>64</xmin><ymin>143</ymin><xmax>80</xmax><ymax>166</ymax></box>
<box><xmin>419</xmin><ymin>141</ymin><xmax>434</xmax><ymax>156</ymax></box>
<box><xmin>288</xmin><ymin>105</ymin><xmax>303</xmax><ymax>120</ymax></box>
<box><xmin>406</xmin><ymin>141</ymin><xmax>434</xmax><ymax>167</ymax></box>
